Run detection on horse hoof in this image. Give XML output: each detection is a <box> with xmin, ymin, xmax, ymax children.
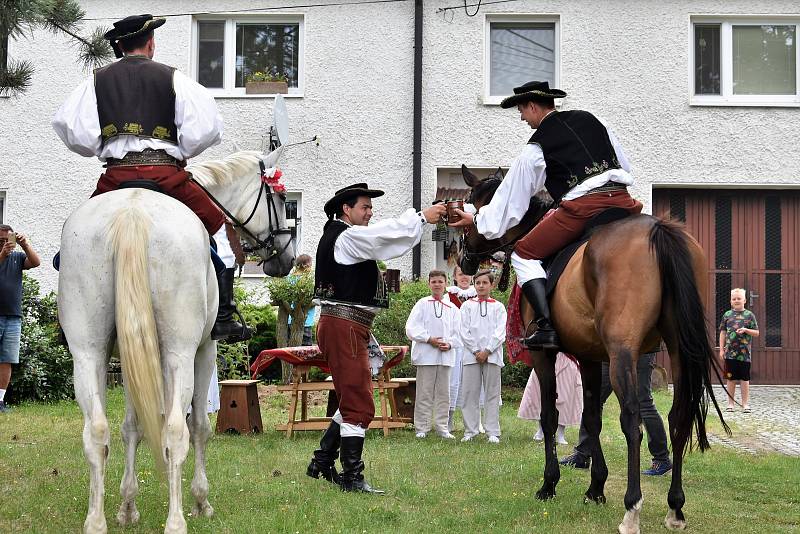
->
<box><xmin>192</xmin><ymin>502</ymin><xmax>215</xmax><ymax>518</ymax></box>
<box><xmin>583</xmin><ymin>493</ymin><xmax>606</xmax><ymax>505</ymax></box>
<box><xmin>164</xmin><ymin>516</ymin><xmax>187</xmax><ymax>534</ymax></box>
<box><xmin>83</xmin><ymin>513</ymin><xmax>108</xmax><ymax>534</ymax></box>
<box><xmin>617</xmin><ymin>525</ymin><xmax>640</xmax><ymax>534</ymax></box>
<box><xmin>665</xmin><ymin>509</ymin><xmax>687</xmax><ymax>530</ymax></box>
<box><xmin>116</xmin><ymin>505</ymin><xmax>140</xmax><ymax>526</ymax></box>
<box><xmin>535</xmin><ymin>488</ymin><xmax>556</xmax><ymax>501</ymax></box>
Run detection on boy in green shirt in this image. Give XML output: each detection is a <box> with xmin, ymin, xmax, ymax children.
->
<box><xmin>718</xmin><ymin>288</ymin><xmax>759</xmax><ymax>413</ymax></box>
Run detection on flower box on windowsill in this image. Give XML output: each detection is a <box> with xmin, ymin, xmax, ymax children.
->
<box><xmin>245</xmin><ymin>81</ymin><xmax>289</xmax><ymax>95</ymax></box>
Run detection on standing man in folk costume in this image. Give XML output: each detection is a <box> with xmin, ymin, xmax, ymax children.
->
<box><xmin>52</xmin><ymin>14</ymin><xmax>248</xmax><ymax>341</ymax></box>
<box><xmin>307</xmin><ymin>184</ymin><xmax>445</xmax><ymax>494</ymax></box>
<box><xmin>451</xmin><ymin>81</ymin><xmax>642</xmax><ymax>350</ymax></box>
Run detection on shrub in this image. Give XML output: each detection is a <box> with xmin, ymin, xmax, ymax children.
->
<box><xmin>8</xmin><ymin>275</ymin><xmax>73</xmax><ymax>403</ymax></box>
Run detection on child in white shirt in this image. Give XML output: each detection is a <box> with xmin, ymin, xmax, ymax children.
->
<box><xmin>445</xmin><ymin>265</ymin><xmax>476</xmax><ymax>431</ymax></box>
<box><xmin>459</xmin><ymin>270</ymin><xmax>507</xmax><ymax>443</ymax></box>
<box><xmin>406</xmin><ymin>270</ymin><xmax>462</xmax><ymax>439</ymax></box>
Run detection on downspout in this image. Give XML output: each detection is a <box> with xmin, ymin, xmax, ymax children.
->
<box><xmin>412</xmin><ymin>0</ymin><xmax>423</xmax><ymax>278</ymax></box>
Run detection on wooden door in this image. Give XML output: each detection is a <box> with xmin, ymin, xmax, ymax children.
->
<box><xmin>653</xmin><ymin>189</ymin><xmax>800</xmax><ymax>384</ymax></box>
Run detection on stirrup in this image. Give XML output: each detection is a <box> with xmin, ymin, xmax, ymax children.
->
<box><xmin>523</xmin><ymin>327</ymin><xmax>560</xmax><ymax>350</ymax></box>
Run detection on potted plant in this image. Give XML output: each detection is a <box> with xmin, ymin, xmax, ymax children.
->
<box><xmin>245</xmin><ymin>70</ymin><xmax>289</xmax><ymax>95</ymax></box>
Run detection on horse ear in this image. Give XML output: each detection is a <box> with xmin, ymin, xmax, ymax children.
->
<box><xmin>462</xmin><ymin>164</ymin><xmax>481</xmax><ymax>188</ymax></box>
<box><xmin>494</xmin><ymin>167</ymin><xmax>505</xmax><ymax>180</ymax></box>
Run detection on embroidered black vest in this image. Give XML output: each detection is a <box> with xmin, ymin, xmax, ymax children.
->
<box><xmin>314</xmin><ymin>220</ymin><xmax>389</xmax><ymax>308</ymax></box>
<box><xmin>94</xmin><ymin>56</ymin><xmax>178</xmax><ymax>146</ymax></box>
<box><xmin>528</xmin><ymin>110</ymin><xmax>620</xmax><ymax>203</ymax></box>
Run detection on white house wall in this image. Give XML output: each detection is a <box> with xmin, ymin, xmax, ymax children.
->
<box><xmin>2</xmin><ymin>0</ymin><xmax>799</xmax><ymax>293</ymax></box>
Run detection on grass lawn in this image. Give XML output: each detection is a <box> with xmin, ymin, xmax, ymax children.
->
<box><xmin>1</xmin><ymin>387</ymin><xmax>798</xmax><ymax>533</ymax></box>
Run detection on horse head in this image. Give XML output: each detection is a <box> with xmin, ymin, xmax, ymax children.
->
<box><xmin>458</xmin><ymin>164</ymin><xmax>551</xmax><ymax>275</ymax></box>
<box><xmin>188</xmin><ymin>150</ymin><xmax>296</xmax><ymax>277</ymax></box>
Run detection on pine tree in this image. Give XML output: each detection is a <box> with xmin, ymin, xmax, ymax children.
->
<box><xmin>1</xmin><ymin>0</ymin><xmax>112</xmax><ymax>97</ymax></box>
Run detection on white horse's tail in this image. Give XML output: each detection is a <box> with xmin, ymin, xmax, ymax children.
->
<box><xmin>108</xmin><ymin>203</ymin><xmax>166</xmax><ymax>472</ymax></box>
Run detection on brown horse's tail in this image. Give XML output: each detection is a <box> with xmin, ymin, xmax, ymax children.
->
<box><xmin>649</xmin><ymin>219</ymin><xmax>730</xmax><ymax>453</ymax></box>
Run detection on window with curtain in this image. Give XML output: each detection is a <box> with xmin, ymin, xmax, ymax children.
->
<box><xmin>485</xmin><ymin>17</ymin><xmax>558</xmax><ymax>103</ymax></box>
<box><xmin>692</xmin><ymin>19</ymin><xmax>798</xmax><ymax>105</ymax></box>
<box><xmin>195</xmin><ymin>17</ymin><xmax>303</xmax><ymax>95</ymax></box>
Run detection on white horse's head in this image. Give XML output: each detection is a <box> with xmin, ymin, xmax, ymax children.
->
<box><xmin>188</xmin><ymin>150</ymin><xmax>296</xmax><ymax>277</ymax></box>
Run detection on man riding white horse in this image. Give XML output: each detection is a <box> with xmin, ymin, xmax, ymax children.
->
<box><xmin>52</xmin><ymin>14</ymin><xmax>248</xmax><ymax>341</ymax></box>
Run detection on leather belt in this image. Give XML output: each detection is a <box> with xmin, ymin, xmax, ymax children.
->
<box><xmin>321</xmin><ymin>305</ymin><xmax>376</xmax><ymax>328</ymax></box>
<box><xmin>106</xmin><ymin>149</ymin><xmax>179</xmax><ymax>168</ymax></box>
<box><xmin>585</xmin><ymin>182</ymin><xmax>627</xmax><ymax>195</ymax></box>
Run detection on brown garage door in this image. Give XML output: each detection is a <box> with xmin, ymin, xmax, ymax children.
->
<box><xmin>653</xmin><ymin>189</ymin><xmax>800</xmax><ymax>384</ymax></box>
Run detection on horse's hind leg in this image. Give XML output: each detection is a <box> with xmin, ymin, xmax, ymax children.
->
<box><xmin>532</xmin><ymin>349</ymin><xmax>560</xmax><ymax>500</ymax></box>
<box><xmin>163</xmin><ymin>361</ymin><xmax>192</xmax><ymax>534</ymax></box>
<box><xmin>72</xmin><ymin>347</ymin><xmax>112</xmax><ymax>534</ymax></box>
<box><xmin>117</xmin><ymin>395</ymin><xmax>141</xmax><ymax>526</ymax></box>
<box><xmin>188</xmin><ymin>338</ymin><xmax>215</xmax><ymax>519</ymax></box>
<box><xmin>609</xmin><ymin>348</ymin><xmax>644</xmax><ymax>534</ymax></box>
<box><xmin>663</xmin><ymin>337</ymin><xmax>688</xmax><ymax>530</ymax></box>
<box><xmin>579</xmin><ymin>359</ymin><xmax>608</xmax><ymax>504</ymax></box>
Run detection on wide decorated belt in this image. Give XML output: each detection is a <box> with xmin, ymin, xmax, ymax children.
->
<box><xmin>320</xmin><ymin>305</ymin><xmax>377</xmax><ymax>328</ymax></box>
<box><xmin>585</xmin><ymin>182</ymin><xmax>627</xmax><ymax>195</ymax></box>
<box><xmin>106</xmin><ymin>149</ymin><xmax>179</xmax><ymax>167</ymax></box>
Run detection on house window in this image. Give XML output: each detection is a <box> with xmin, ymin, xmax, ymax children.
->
<box><xmin>484</xmin><ymin>15</ymin><xmax>559</xmax><ymax>105</ymax></box>
<box><xmin>193</xmin><ymin>16</ymin><xmax>304</xmax><ymax>97</ymax></box>
<box><xmin>692</xmin><ymin>18</ymin><xmax>799</xmax><ymax>106</ymax></box>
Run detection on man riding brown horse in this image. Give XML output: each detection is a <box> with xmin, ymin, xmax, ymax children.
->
<box><xmin>451</xmin><ymin>81</ymin><xmax>642</xmax><ymax>349</ymax></box>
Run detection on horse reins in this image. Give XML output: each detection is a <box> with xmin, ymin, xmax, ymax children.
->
<box><xmin>192</xmin><ymin>160</ymin><xmax>293</xmax><ymax>265</ymax></box>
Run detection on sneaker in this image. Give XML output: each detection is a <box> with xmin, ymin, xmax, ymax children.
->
<box><xmin>461</xmin><ymin>434</ymin><xmax>474</xmax><ymax>443</ymax></box>
<box><xmin>487</xmin><ymin>435</ymin><xmax>500</xmax><ymax>444</ymax></box>
<box><xmin>0</xmin><ymin>401</ymin><xmax>10</xmax><ymax>413</ymax></box>
<box><xmin>533</xmin><ymin>428</ymin><xmax>544</xmax><ymax>441</ymax></box>
<box><xmin>725</xmin><ymin>406</ymin><xmax>734</xmax><ymax>412</ymax></box>
<box><xmin>743</xmin><ymin>406</ymin><xmax>752</xmax><ymax>414</ymax></box>
<box><xmin>559</xmin><ymin>452</ymin><xmax>590</xmax><ymax>469</ymax></box>
<box><xmin>415</xmin><ymin>432</ymin><xmax>427</xmax><ymax>439</ymax></box>
<box><xmin>643</xmin><ymin>460</ymin><xmax>672</xmax><ymax>476</ymax></box>
<box><xmin>437</xmin><ymin>432</ymin><xmax>456</xmax><ymax>439</ymax></box>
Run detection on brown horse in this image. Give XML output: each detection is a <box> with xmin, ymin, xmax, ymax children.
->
<box><xmin>458</xmin><ymin>165</ymin><xmax>728</xmax><ymax>534</ymax></box>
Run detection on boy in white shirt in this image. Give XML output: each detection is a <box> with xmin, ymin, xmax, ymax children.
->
<box><xmin>406</xmin><ymin>270</ymin><xmax>462</xmax><ymax>439</ymax></box>
<box><xmin>460</xmin><ymin>270</ymin><xmax>507</xmax><ymax>443</ymax></box>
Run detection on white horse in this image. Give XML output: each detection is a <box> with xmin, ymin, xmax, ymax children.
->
<box><xmin>58</xmin><ymin>150</ymin><xmax>295</xmax><ymax>534</ymax></box>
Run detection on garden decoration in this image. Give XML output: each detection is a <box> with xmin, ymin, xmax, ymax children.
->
<box><xmin>457</xmin><ymin>164</ymin><xmax>730</xmax><ymax>534</ymax></box>
<box><xmin>57</xmin><ymin>98</ymin><xmax>295</xmax><ymax>534</ymax></box>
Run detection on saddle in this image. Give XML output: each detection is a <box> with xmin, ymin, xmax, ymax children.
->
<box><xmin>542</xmin><ymin>208</ymin><xmax>631</xmax><ymax>297</ymax></box>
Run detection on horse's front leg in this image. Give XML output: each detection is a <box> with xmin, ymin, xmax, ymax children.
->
<box><xmin>610</xmin><ymin>349</ymin><xmax>643</xmax><ymax>534</ymax></box>
<box><xmin>116</xmin><ymin>397</ymin><xmax>141</xmax><ymax>526</ymax></box>
<box><xmin>579</xmin><ymin>359</ymin><xmax>608</xmax><ymax>504</ymax></box>
<box><xmin>188</xmin><ymin>339</ymin><xmax>216</xmax><ymax>519</ymax></box>
<box><xmin>163</xmin><ymin>366</ymin><xmax>191</xmax><ymax>534</ymax></box>
<box><xmin>73</xmin><ymin>350</ymin><xmax>111</xmax><ymax>534</ymax></box>
<box><xmin>533</xmin><ymin>349</ymin><xmax>560</xmax><ymax>500</ymax></box>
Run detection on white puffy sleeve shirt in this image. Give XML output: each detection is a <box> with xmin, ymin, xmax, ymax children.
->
<box><xmin>474</xmin><ymin>116</ymin><xmax>633</xmax><ymax>240</ymax></box>
<box><xmin>333</xmin><ymin>208</ymin><xmax>426</xmax><ymax>265</ymax></box>
<box><xmin>405</xmin><ymin>296</ymin><xmax>462</xmax><ymax>367</ymax></box>
<box><xmin>52</xmin><ymin>68</ymin><xmax>223</xmax><ymax>161</ymax></box>
<box><xmin>460</xmin><ymin>298</ymin><xmax>507</xmax><ymax>367</ymax></box>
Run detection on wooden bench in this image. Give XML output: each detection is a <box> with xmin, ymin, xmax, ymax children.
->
<box><xmin>275</xmin><ymin>366</ymin><xmax>413</xmax><ymax>437</ymax></box>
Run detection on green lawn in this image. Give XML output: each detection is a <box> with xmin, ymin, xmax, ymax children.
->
<box><xmin>1</xmin><ymin>388</ymin><xmax>798</xmax><ymax>533</ymax></box>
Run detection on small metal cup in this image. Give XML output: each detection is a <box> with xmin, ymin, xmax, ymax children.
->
<box><xmin>445</xmin><ymin>199</ymin><xmax>464</xmax><ymax>223</ymax></box>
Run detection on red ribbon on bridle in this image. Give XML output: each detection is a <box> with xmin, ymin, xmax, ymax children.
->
<box><xmin>261</xmin><ymin>167</ymin><xmax>286</xmax><ymax>193</ymax></box>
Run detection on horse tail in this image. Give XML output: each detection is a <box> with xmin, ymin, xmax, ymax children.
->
<box><xmin>649</xmin><ymin>219</ymin><xmax>730</xmax><ymax>453</ymax></box>
<box><xmin>108</xmin><ymin>203</ymin><xmax>166</xmax><ymax>472</ymax></box>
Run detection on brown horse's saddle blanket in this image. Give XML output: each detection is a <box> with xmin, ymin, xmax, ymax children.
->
<box><xmin>543</xmin><ymin>208</ymin><xmax>631</xmax><ymax>297</ymax></box>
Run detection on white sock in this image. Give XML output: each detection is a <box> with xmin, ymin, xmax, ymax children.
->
<box><xmin>0</xmin><ymin>389</ymin><xmax>5</xmax><ymax>402</ymax></box>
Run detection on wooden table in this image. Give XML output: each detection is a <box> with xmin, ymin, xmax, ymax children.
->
<box><xmin>251</xmin><ymin>345</ymin><xmax>411</xmax><ymax>437</ymax></box>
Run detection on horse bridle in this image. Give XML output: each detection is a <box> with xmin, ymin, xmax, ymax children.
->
<box><xmin>193</xmin><ymin>160</ymin><xmax>293</xmax><ymax>264</ymax></box>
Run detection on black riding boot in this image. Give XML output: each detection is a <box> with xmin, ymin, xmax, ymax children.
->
<box><xmin>521</xmin><ymin>279</ymin><xmax>560</xmax><ymax>349</ymax></box>
<box><xmin>211</xmin><ymin>268</ymin><xmax>252</xmax><ymax>342</ymax></box>
<box><xmin>339</xmin><ymin>436</ymin><xmax>385</xmax><ymax>494</ymax></box>
<box><xmin>306</xmin><ymin>421</ymin><xmax>341</xmax><ymax>484</ymax></box>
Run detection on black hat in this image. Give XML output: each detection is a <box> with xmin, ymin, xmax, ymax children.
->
<box><xmin>500</xmin><ymin>81</ymin><xmax>567</xmax><ymax>109</ymax></box>
<box><xmin>103</xmin><ymin>14</ymin><xmax>166</xmax><ymax>58</ymax></box>
<box><xmin>324</xmin><ymin>183</ymin><xmax>385</xmax><ymax>218</ymax></box>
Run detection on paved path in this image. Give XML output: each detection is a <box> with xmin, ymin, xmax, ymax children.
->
<box><xmin>706</xmin><ymin>385</ymin><xmax>800</xmax><ymax>457</ymax></box>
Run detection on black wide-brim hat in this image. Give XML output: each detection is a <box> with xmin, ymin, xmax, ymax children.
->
<box><xmin>324</xmin><ymin>183</ymin><xmax>385</xmax><ymax>218</ymax></box>
<box><xmin>500</xmin><ymin>81</ymin><xmax>567</xmax><ymax>109</ymax></box>
<box><xmin>104</xmin><ymin>14</ymin><xmax>166</xmax><ymax>58</ymax></box>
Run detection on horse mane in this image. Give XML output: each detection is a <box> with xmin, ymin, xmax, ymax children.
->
<box><xmin>187</xmin><ymin>150</ymin><xmax>263</xmax><ymax>187</ymax></box>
